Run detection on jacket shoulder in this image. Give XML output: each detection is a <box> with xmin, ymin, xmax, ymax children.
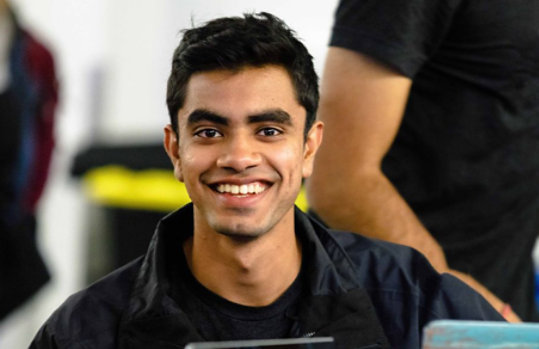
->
<box><xmin>329</xmin><ymin>230</ymin><xmax>502</xmax><ymax>319</ymax></box>
<box><xmin>327</xmin><ymin>230</ymin><xmax>502</xmax><ymax>346</ymax></box>
<box><xmin>330</xmin><ymin>229</ymin><xmax>425</xmax><ymax>279</ymax></box>
<box><xmin>31</xmin><ymin>257</ymin><xmax>143</xmax><ymax>348</ymax></box>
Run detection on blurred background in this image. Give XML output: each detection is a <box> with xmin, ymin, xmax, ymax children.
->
<box><xmin>0</xmin><ymin>0</ymin><xmax>338</xmax><ymax>347</ymax></box>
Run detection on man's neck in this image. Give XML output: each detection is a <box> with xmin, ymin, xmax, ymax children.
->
<box><xmin>183</xmin><ymin>213</ymin><xmax>302</xmax><ymax>307</ymax></box>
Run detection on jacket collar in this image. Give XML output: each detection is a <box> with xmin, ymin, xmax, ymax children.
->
<box><xmin>118</xmin><ymin>204</ymin><xmax>389</xmax><ymax>348</ymax></box>
<box><xmin>292</xmin><ymin>209</ymin><xmax>390</xmax><ymax>348</ymax></box>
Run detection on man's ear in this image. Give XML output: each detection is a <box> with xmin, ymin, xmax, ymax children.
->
<box><xmin>302</xmin><ymin>121</ymin><xmax>324</xmax><ymax>178</ymax></box>
<box><xmin>163</xmin><ymin>124</ymin><xmax>184</xmax><ymax>182</ymax></box>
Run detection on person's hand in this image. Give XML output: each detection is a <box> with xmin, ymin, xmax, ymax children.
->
<box><xmin>447</xmin><ymin>269</ymin><xmax>521</xmax><ymax>323</ymax></box>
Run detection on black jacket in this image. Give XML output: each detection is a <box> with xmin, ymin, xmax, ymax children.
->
<box><xmin>30</xmin><ymin>205</ymin><xmax>502</xmax><ymax>348</ymax></box>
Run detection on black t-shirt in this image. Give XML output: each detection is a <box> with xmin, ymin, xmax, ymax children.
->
<box><xmin>166</xmin><ymin>242</ymin><xmax>304</xmax><ymax>341</ymax></box>
<box><xmin>330</xmin><ymin>0</ymin><xmax>539</xmax><ymax>320</ymax></box>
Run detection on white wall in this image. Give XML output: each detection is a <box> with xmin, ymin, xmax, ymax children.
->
<box><xmin>0</xmin><ymin>1</ymin><xmax>338</xmax><ymax>347</ymax></box>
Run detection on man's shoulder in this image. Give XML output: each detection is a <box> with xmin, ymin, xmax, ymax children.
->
<box><xmin>330</xmin><ymin>229</ymin><xmax>422</xmax><ymax>269</ymax></box>
<box><xmin>304</xmin><ymin>212</ymin><xmax>427</xmax><ymax>282</ymax></box>
<box><xmin>33</xmin><ymin>257</ymin><xmax>144</xmax><ymax>348</ymax></box>
<box><xmin>327</xmin><ymin>229</ymin><xmax>443</xmax><ymax>298</ymax></box>
<box><xmin>327</xmin><ymin>229</ymin><xmax>503</xmax><ymax>321</ymax></box>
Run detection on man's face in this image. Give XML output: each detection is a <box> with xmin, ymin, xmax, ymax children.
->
<box><xmin>164</xmin><ymin>65</ymin><xmax>322</xmax><ymax>239</ymax></box>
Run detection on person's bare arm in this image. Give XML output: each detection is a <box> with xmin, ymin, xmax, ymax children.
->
<box><xmin>306</xmin><ymin>47</ymin><xmax>519</xmax><ymax>321</ymax></box>
<box><xmin>307</xmin><ymin>47</ymin><xmax>446</xmax><ymax>270</ymax></box>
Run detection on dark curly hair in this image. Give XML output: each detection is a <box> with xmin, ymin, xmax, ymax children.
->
<box><xmin>166</xmin><ymin>12</ymin><xmax>319</xmax><ymax>138</ymax></box>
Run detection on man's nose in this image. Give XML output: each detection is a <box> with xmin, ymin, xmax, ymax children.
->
<box><xmin>216</xmin><ymin>135</ymin><xmax>262</xmax><ymax>172</ymax></box>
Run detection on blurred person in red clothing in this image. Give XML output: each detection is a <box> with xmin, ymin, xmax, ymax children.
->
<box><xmin>0</xmin><ymin>0</ymin><xmax>58</xmax><ymax>320</ymax></box>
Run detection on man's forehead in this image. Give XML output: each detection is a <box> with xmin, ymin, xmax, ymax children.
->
<box><xmin>187</xmin><ymin>64</ymin><xmax>294</xmax><ymax>92</ymax></box>
<box><xmin>183</xmin><ymin>65</ymin><xmax>296</xmax><ymax>102</ymax></box>
<box><xmin>177</xmin><ymin>65</ymin><xmax>306</xmax><ymax>127</ymax></box>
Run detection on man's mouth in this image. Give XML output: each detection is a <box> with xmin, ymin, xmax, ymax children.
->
<box><xmin>214</xmin><ymin>182</ymin><xmax>268</xmax><ymax>195</ymax></box>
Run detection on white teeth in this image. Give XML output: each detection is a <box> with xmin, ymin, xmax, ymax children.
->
<box><xmin>216</xmin><ymin>183</ymin><xmax>267</xmax><ymax>195</ymax></box>
<box><xmin>254</xmin><ymin>183</ymin><xmax>262</xmax><ymax>194</ymax></box>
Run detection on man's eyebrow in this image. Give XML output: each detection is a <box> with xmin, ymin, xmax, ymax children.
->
<box><xmin>248</xmin><ymin>110</ymin><xmax>292</xmax><ymax>125</ymax></box>
<box><xmin>187</xmin><ymin>109</ymin><xmax>228</xmax><ymax>126</ymax></box>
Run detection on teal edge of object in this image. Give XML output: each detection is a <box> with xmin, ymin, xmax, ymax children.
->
<box><xmin>536</xmin><ymin>270</ymin><xmax>539</xmax><ymax>311</ymax></box>
<box><xmin>423</xmin><ymin>320</ymin><xmax>539</xmax><ymax>347</ymax></box>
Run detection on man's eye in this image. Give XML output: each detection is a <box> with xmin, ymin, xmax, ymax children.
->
<box><xmin>195</xmin><ymin>129</ymin><xmax>222</xmax><ymax>138</ymax></box>
<box><xmin>258</xmin><ymin>128</ymin><xmax>282</xmax><ymax>137</ymax></box>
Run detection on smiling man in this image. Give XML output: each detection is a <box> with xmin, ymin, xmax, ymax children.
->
<box><xmin>163</xmin><ymin>64</ymin><xmax>317</xmax><ymax>308</ymax></box>
<box><xmin>31</xmin><ymin>12</ymin><xmax>503</xmax><ymax>349</ymax></box>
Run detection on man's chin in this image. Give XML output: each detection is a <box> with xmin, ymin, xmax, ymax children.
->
<box><xmin>215</xmin><ymin>226</ymin><xmax>267</xmax><ymax>241</ymax></box>
<box><xmin>219</xmin><ymin>233</ymin><xmax>261</xmax><ymax>243</ymax></box>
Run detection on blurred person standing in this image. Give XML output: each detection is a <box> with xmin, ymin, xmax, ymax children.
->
<box><xmin>0</xmin><ymin>0</ymin><xmax>58</xmax><ymax>320</ymax></box>
<box><xmin>307</xmin><ymin>0</ymin><xmax>539</xmax><ymax>321</ymax></box>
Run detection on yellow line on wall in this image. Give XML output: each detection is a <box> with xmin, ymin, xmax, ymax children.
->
<box><xmin>83</xmin><ymin>165</ymin><xmax>309</xmax><ymax>212</ymax></box>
